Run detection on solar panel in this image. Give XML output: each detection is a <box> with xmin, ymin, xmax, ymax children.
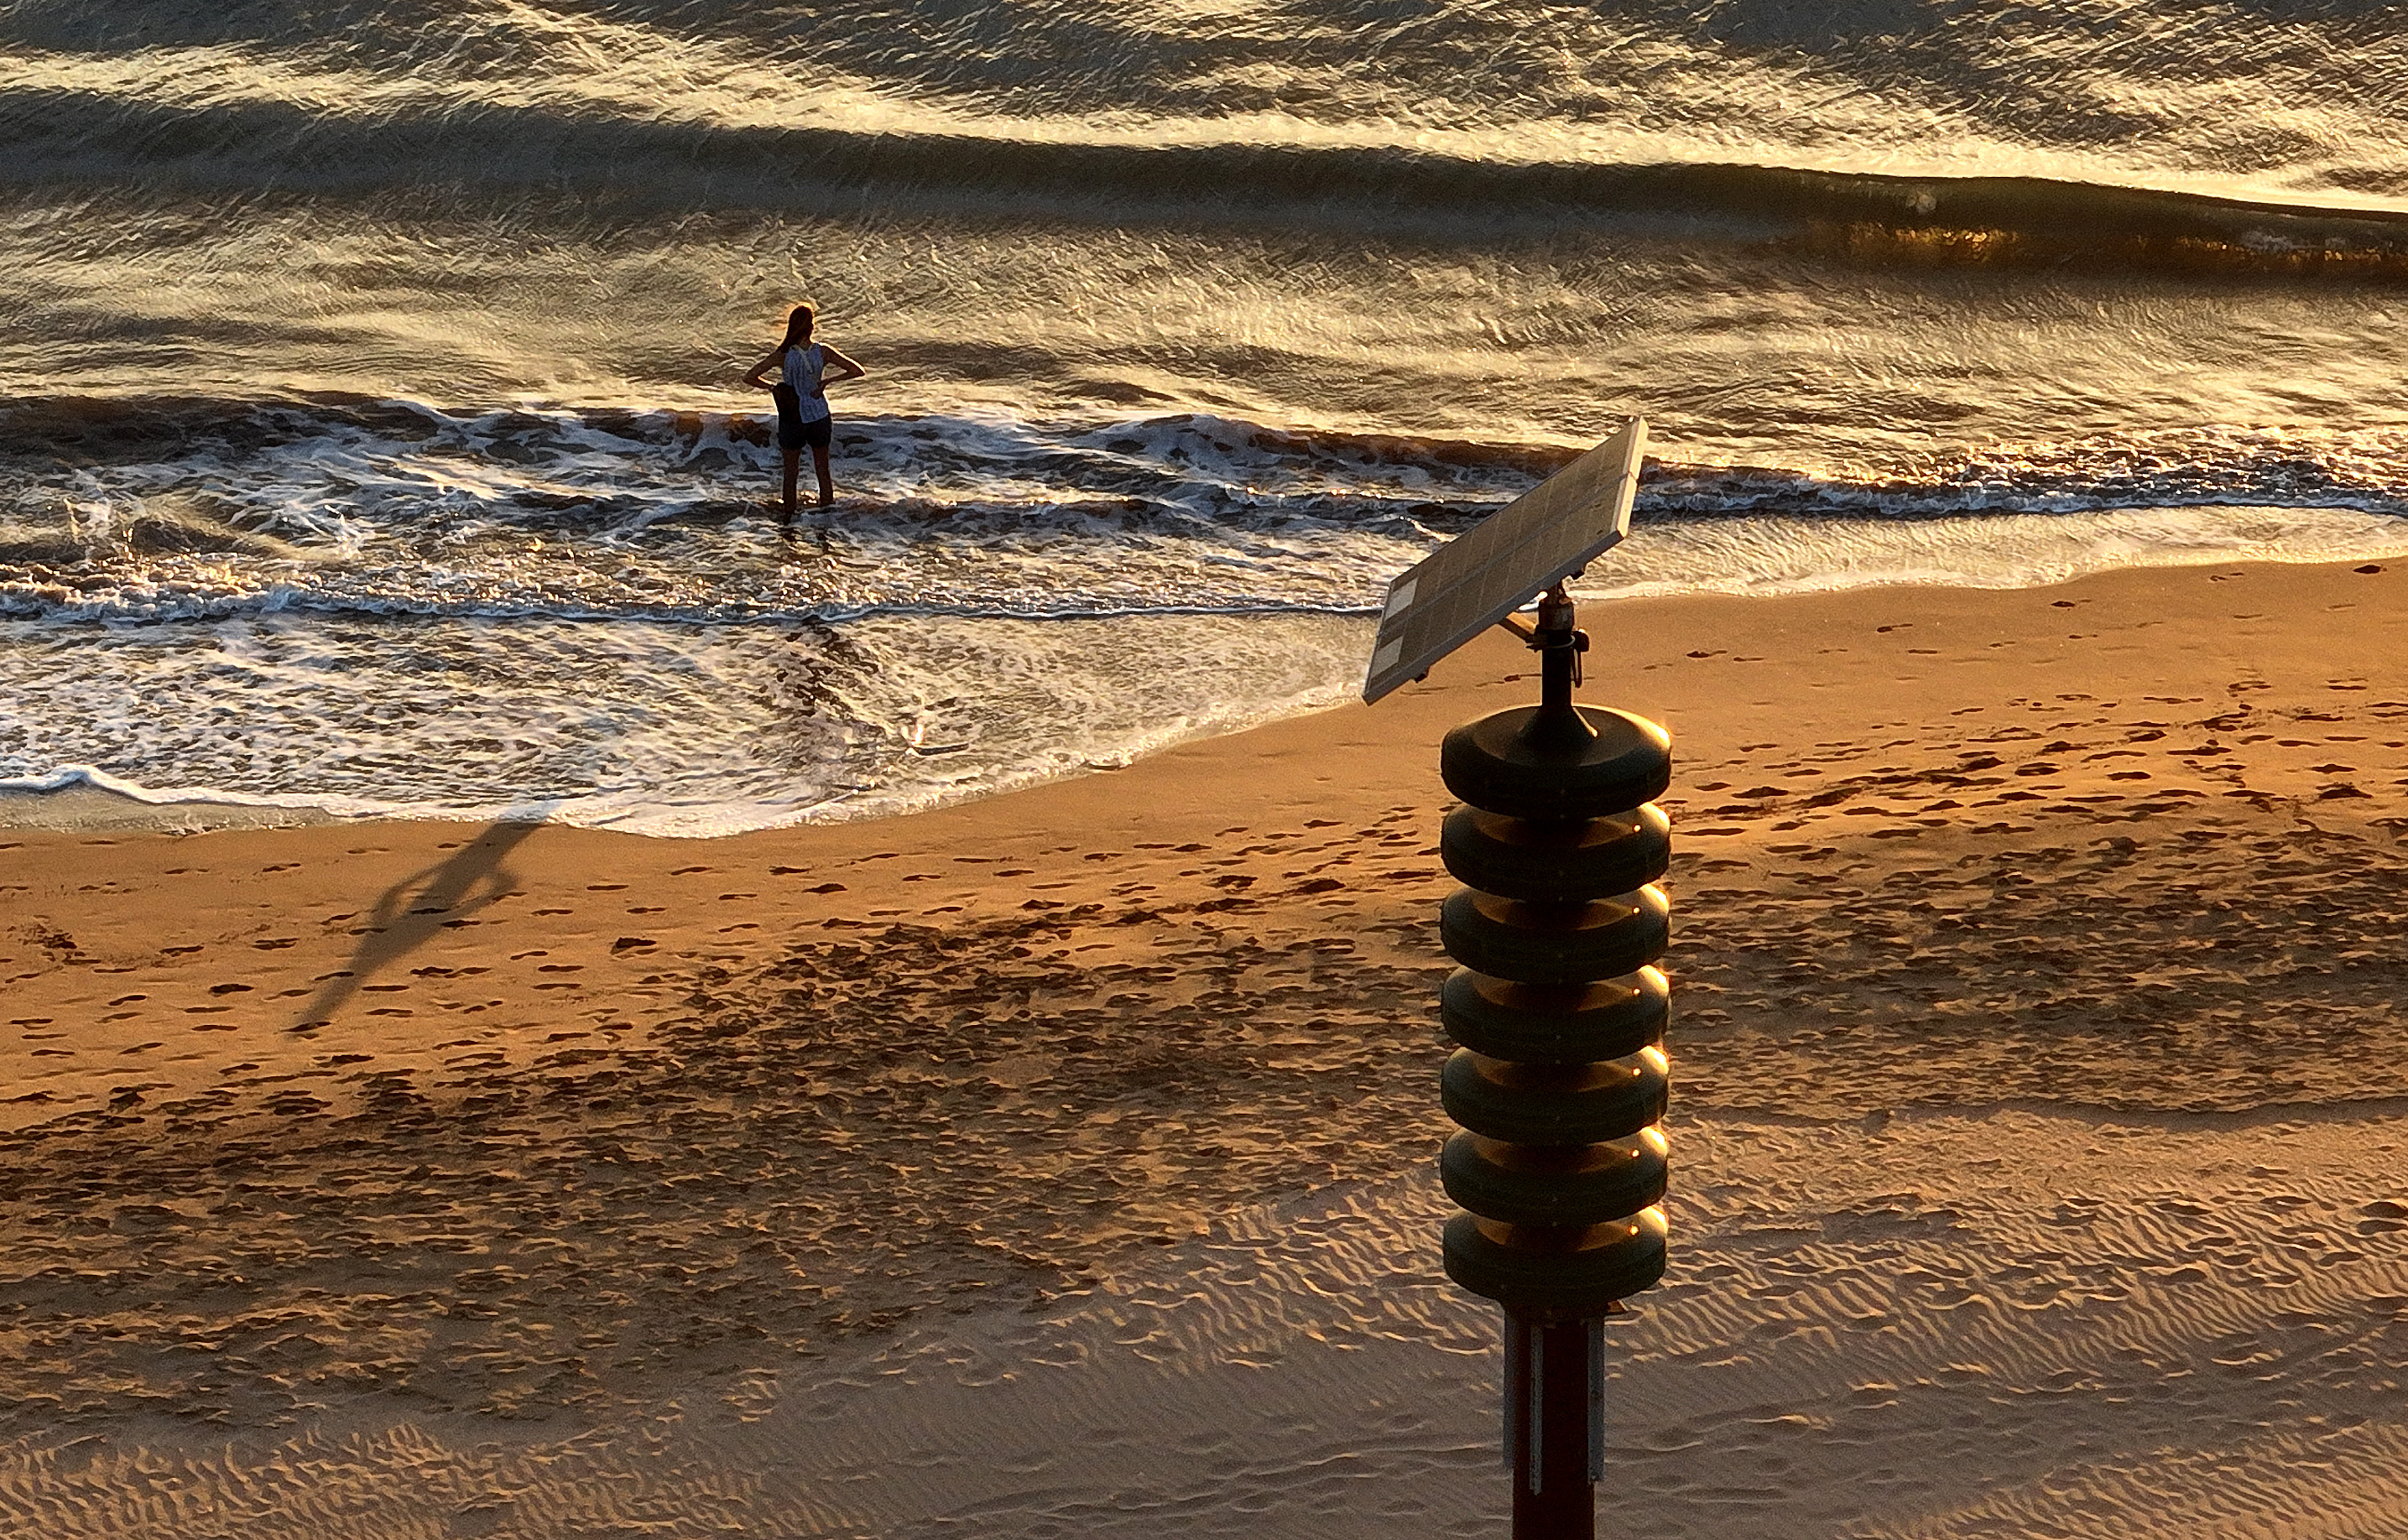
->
<box><xmin>1361</xmin><ymin>418</ymin><xmax>1649</xmax><ymax>704</ymax></box>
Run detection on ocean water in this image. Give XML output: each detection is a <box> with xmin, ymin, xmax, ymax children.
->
<box><xmin>7</xmin><ymin>0</ymin><xmax>2408</xmax><ymax>832</ymax></box>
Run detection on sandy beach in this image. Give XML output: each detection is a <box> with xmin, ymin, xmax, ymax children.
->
<box><xmin>3</xmin><ymin>558</ymin><xmax>2405</xmax><ymax>1537</ymax></box>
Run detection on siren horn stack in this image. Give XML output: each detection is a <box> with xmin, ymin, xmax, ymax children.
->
<box><xmin>1361</xmin><ymin>419</ymin><xmax>1670</xmax><ymax>1538</ymax></box>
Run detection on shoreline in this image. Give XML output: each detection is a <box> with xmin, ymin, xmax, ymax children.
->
<box><xmin>9</xmin><ymin>525</ymin><xmax>2408</xmax><ymax>841</ymax></box>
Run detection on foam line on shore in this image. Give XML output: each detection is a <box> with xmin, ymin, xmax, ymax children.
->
<box><xmin>5</xmin><ymin>537</ymin><xmax>2406</xmax><ymax>839</ymax></box>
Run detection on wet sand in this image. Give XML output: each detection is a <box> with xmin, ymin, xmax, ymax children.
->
<box><xmin>2</xmin><ymin>559</ymin><xmax>2405</xmax><ymax>1537</ymax></box>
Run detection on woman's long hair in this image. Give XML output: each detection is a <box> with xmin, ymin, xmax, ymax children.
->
<box><xmin>777</xmin><ymin>303</ymin><xmax>816</xmax><ymax>355</ymax></box>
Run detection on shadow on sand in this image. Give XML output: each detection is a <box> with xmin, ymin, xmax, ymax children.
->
<box><xmin>287</xmin><ymin>817</ymin><xmax>550</xmax><ymax>1031</ymax></box>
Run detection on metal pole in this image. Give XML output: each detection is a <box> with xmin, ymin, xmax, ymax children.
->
<box><xmin>1504</xmin><ymin>1305</ymin><xmax>1624</xmax><ymax>1535</ymax></box>
<box><xmin>1528</xmin><ymin>585</ymin><xmax>1595</xmax><ymax>749</ymax></box>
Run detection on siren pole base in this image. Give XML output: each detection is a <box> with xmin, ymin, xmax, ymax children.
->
<box><xmin>1504</xmin><ymin>1311</ymin><xmax>1610</xmax><ymax>1539</ymax></box>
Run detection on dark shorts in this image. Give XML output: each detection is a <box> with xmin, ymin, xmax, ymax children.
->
<box><xmin>773</xmin><ymin>386</ymin><xmax>831</xmax><ymax>451</ymax></box>
<box><xmin>779</xmin><ymin>414</ymin><xmax>832</xmax><ymax>452</ymax></box>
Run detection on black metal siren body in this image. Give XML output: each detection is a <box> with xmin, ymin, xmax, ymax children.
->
<box><xmin>1358</xmin><ymin>419</ymin><xmax>1665</xmax><ymax>1540</ymax></box>
<box><xmin>1441</xmin><ymin>591</ymin><xmax>1672</xmax><ymax>1536</ymax></box>
<box><xmin>1437</xmin><ymin>601</ymin><xmax>1670</xmax><ymax>1302</ymax></box>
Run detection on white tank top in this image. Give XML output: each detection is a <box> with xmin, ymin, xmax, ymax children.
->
<box><xmin>780</xmin><ymin>344</ymin><xmax>830</xmax><ymax>423</ymax></box>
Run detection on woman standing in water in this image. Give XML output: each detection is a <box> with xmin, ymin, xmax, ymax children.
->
<box><xmin>743</xmin><ymin>303</ymin><xmax>866</xmax><ymax>521</ymax></box>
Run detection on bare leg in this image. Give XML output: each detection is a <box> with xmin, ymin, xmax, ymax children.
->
<box><xmin>811</xmin><ymin>441</ymin><xmax>835</xmax><ymax>507</ymax></box>
<box><xmin>780</xmin><ymin>446</ymin><xmax>800</xmax><ymax>522</ymax></box>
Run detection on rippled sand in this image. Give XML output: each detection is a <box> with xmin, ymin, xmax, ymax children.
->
<box><xmin>2</xmin><ymin>559</ymin><xmax>2403</xmax><ymax>1537</ymax></box>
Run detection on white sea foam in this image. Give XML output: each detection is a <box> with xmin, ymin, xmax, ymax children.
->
<box><xmin>1588</xmin><ymin>502</ymin><xmax>2408</xmax><ymax>601</ymax></box>
<box><xmin>17</xmin><ymin>399</ymin><xmax>2399</xmax><ymax>837</ymax></box>
<box><xmin>3</xmin><ymin>499</ymin><xmax>2400</xmax><ymax>835</ymax></box>
<box><xmin>0</xmin><ymin>611</ymin><xmax>1375</xmax><ymax>835</ymax></box>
